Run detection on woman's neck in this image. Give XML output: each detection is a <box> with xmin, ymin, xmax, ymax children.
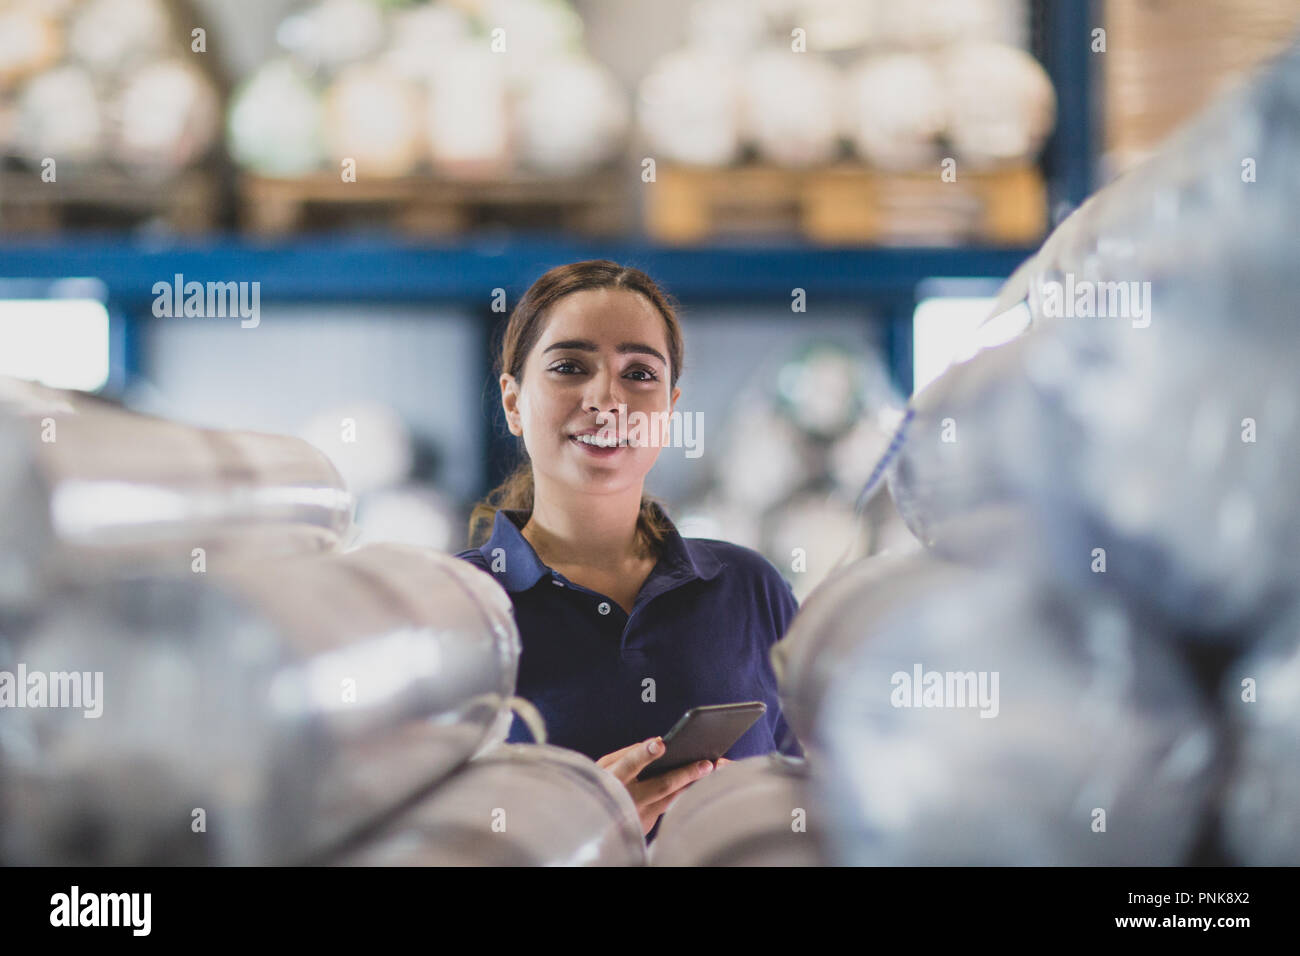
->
<box><xmin>521</xmin><ymin>478</ymin><xmax>650</xmax><ymax>569</ymax></box>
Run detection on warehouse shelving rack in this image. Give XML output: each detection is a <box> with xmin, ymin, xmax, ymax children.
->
<box><xmin>0</xmin><ymin>0</ymin><xmax>1097</xmax><ymax>496</ymax></box>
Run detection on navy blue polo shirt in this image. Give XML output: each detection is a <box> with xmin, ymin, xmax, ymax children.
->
<box><xmin>454</xmin><ymin>504</ymin><xmax>805</xmax><ymax>771</ymax></box>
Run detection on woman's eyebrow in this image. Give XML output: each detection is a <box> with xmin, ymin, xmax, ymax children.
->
<box><xmin>543</xmin><ymin>339</ymin><xmax>666</xmax><ymax>365</ymax></box>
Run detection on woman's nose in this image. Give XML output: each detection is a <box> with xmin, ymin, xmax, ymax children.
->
<box><xmin>584</xmin><ymin>369</ymin><xmax>624</xmax><ymax>413</ymax></box>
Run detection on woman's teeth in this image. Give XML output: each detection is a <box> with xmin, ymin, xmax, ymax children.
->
<box><xmin>573</xmin><ymin>434</ymin><xmax>625</xmax><ymax>448</ymax></box>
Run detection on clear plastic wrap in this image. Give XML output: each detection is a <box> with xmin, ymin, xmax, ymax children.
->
<box><xmin>649</xmin><ymin>753</ymin><xmax>827</xmax><ymax>866</ymax></box>
<box><xmin>0</xmin><ymin>544</ymin><xmax>519</xmax><ymax>865</ymax></box>
<box><xmin>873</xmin><ymin>39</ymin><xmax>1300</xmax><ymax>637</ymax></box>
<box><xmin>335</xmin><ymin>743</ymin><xmax>646</xmax><ymax>867</ymax></box>
<box><xmin>802</xmin><ymin>554</ymin><xmax>1217</xmax><ymax>864</ymax></box>
<box><xmin>0</xmin><ymin>376</ymin><xmax>355</xmax><ymax>590</ymax></box>
<box><xmin>1218</xmin><ymin>602</ymin><xmax>1300</xmax><ymax>864</ymax></box>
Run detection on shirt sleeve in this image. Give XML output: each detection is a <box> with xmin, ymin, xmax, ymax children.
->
<box><xmin>767</xmin><ymin>572</ymin><xmax>805</xmax><ymax>759</ymax></box>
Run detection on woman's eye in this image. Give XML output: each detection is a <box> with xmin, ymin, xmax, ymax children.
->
<box><xmin>550</xmin><ymin>361</ymin><xmax>657</xmax><ymax>382</ymax></box>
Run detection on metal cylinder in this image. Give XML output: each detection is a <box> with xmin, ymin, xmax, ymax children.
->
<box><xmin>0</xmin><ymin>375</ymin><xmax>355</xmax><ymax>591</ymax></box>
<box><xmin>772</xmin><ymin>550</ymin><xmax>943</xmax><ymax>757</ymax></box>
<box><xmin>799</xmin><ymin>554</ymin><xmax>1218</xmax><ymax>864</ymax></box>
<box><xmin>649</xmin><ymin>754</ymin><xmax>829</xmax><ymax>866</ymax></box>
<box><xmin>886</xmin><ymin>258</ymin><xmax>1300</xmax><ymax>639</ymax></box>
<box><xmin>335</xmin><ymin>743</ymin><xmax>647</xmax><ymax>867</ymax></box>
<box><xmin>0</xmin><ymin>412</ymin><xmax>56</xmax><ymax>613</ymax></box>
<box><xmin>867</xmin><ymin>41</ymin><xmax>1300</xmax><ymax>638</ymax></box>
<box><xmin>0</xmin><ymin>543</ymin><xmax>519</xmax><ymax>865</ymax></box>
<box><xmin>1219</xmin><ymin>604</ymin><xmax>1300</xmax><ymax>864</ymax></box>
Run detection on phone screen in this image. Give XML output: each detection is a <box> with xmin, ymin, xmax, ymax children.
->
<box><xmin>637</xmin><ymin>701</ymin><xmax>767</xmax><ymax>780</ymax></box>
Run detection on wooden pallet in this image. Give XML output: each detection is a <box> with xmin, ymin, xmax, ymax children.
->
<box><xmin>0</xmin><ymin>168</ymin><xmax>220</xmax><ymax>234</ymax></box>
<box><xmin>239</xmin><ymin>170</ymin><xmax>630</xmax><ymax>237</ymax></box>
<box><xmin>645</xmin><ymin>163</ymin><xmax>1047</xmax><ymax>245</ymax></box>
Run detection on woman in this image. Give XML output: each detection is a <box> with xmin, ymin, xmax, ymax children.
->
<box><xmin>455</xmin><ymin>259</ymin><xmax>803</xmax><ymax>842</ymax></box>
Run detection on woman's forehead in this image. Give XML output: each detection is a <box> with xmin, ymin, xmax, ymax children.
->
<box><xmin>539</xmin><ymin>288</ymin><xmax>666</xmax><ymax>345</ymax></box>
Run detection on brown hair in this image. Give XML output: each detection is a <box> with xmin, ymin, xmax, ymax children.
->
<box><xmin>467</xmin><ymin>260</ymin><xmax>685</xmax><ymax>558</ymax></box>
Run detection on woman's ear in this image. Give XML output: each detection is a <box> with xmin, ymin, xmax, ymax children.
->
<box><xmin>501</xmin><ymin>373</ymin><xmax>523</xmax><ymax>436</ymax></box>
<box><xmin>669</xmin><ymin>384</ymin><xmax>681</xmax><ymax>414</ymax></box>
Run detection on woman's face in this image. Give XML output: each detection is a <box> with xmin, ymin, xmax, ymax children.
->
<box><xmin>501</xmin><ymin>287</ymin><xmax>681</xmax><ymax>495</ymax></box>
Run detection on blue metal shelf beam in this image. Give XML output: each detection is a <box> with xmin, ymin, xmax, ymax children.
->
<box><xmin>0</xmin><ymin>236</ymin><xmax>1036</xmax><ymax>308</ymax></box>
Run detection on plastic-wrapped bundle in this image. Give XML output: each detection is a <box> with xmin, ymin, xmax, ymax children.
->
<box><xmin>772</xmin><ymin>551</ymin><xmax>935</xmax><ymax>754</ymax></box>
<box><xmin>0</xmin><ymin>544</ymin><xmax>520</xmax><ymax>865</ymax></box>
<box><xmin>0</xmin><ymin>376</ymin><xmax>354</xmax><ymax>585</ymax></box>
<box><xmin>111</xmin><ymin>59</ymin><xmax>222</xmax><ymax>175</ymax></box>
<box><xmin>336</xmin><ymin>743</ymin><xmax>645</xmax><ymax>867</ymax></box>
<box><xmin>478</xmin><ymin>0</ymin><xmax>585</xmax><ymax>87</ymax></box>
<box><xmin>67</xmin><ymin>0</ymin><xmax>171</xmax><ymax>76</ymax></box>
<box><xmin>0</xmin><ymin>413</ymin><xmax>56</xmax><ymax>614</ymax></box>
<box><xmin>0</xmin><ymin>6</ymin><xmax>62</xmax><ymax>90</ymax></box>
<box><xmin>676</xmin><ymin>495</ymin><xmax>764</xmax><ymax>553</ymax></box>
<box><xmin>872</xmin><ymin>0</ymin><xmax>1028</xmax><ymax>49</ymax></box>
<box><xmin>425</xmin><ymin>44</ymin><xmax>511</xmax><ymax>175</ymax></box>
<box><xmin>298</xmin><ymin>401</ymin><xmax>414</xmax><ymax>496</ymax></box>
<box><xmin>322</xmin><ymin>62</ymin><xmax>425</xmax><ymax>178</ymax></box>
<box><xmin>828</xmin><ymin>412</ymin><xmax>903</xmax><ymax>505</ymax></box>
<box><xmin>806</xmin><ymin>555</ymin><xmax>1218</xmax><ymax>864</ymax></box>
<box><xmin>739</xmin><ymin>47</ymin><xmax>841</xmax><ymax>168</ymax></box>
<box><xmin>773</xmin><ymin>341</ymin><xmax>898</xmax><ymax>441</ymax></box>
<box><xmin>275</xmin><ymin>0</ymin><xmax>388</xmax><ymax>75</ymax></box>
<box><xmin>1218</xmin><ymin>605</ymin><xmax>1300</xmax><ymax>864</ymax></box>
<box><xmin>876</xmin><ymin>40</ymin><xmax>1300</xmax><ymax>636</ymax></box>
<box><xmin>993</xmin><ymin>38</ymin><xmax>1300</xmax><ymax>324</ymax></box>
<box><xmin>841</xmin><ymin>53</ymin><xmax>946</xmax><ymax>170</ymax></box>
<box><xmin>351</xmin><ymin>483</ymin><xmax>460</xmax><ymax>553</ymax></box>
<box><xmin>650</xmin><ymin>754</ymin><xmax>828</xmax><ymax>866</ymax></box>
<box><xmin>766</xmin><ymin>494</ymin><xmax>866</xmax><ymax>602</ymax></box>
<box><xmin>780</xmin><ymin>0</ymin><xmax>873</xmax><ymax>52</ymax></box>
<box><xmin>684</xmin><ymin>0</ymin><xmax>774</xmax><ymax>58</ymax></box>
<box><xmin>715</xmin><ymin>402</ymin><xmax>816</xmax><ymax>512</ymax></box>
<box><xmin>875</xmin><ymin>317</ymin><xmax>1053</xmax><ymax>567</ymax></box>
<box><xmin>13</xmin><ymin>64</ymin><xmax>104</xmax><ymax>166</ymax></box>
<box><xmin>227</xmin><ymin>58</ymin><xmax>326</xmax><ymax>177</ymax></box>
<box><xmin>855</xmin><ymin>482</ymin><xmax>924</xmax><ymax>562</ymax></box>
<box><xmin>514</xmin><ymin>54</ymin><xmax>629</xmax><ymax>175</ymax></box>
<box><xmin>887</xmin><ymin>267</ymin><xmax>1300</xmax><ymax>638</ymax></box>
<box><xmin>941</xmin><ymin>42</ymin><xmax>1055</xmax><ymax>168</ymax></box>
<box><xmin>637</xmin><ymin>49</ymin><xmax>743</xmax><ymax>167</ymax></box>
<box><xmin>1034</xmin><ymin>268</ymin><xmax>1300</xmax><ymax>637</ymax></box>
<box><xmin>382</xmin><ymin>3</ymin><xmax>473</xmax><ymax>84</ymax></box>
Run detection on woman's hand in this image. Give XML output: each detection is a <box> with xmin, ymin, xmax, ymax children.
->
<box><xmin>597</xmin><ymin>737</ymin><xmax>716</xmax><ymax>836</ymax></box>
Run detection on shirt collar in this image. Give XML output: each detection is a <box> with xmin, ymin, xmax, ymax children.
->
<box><xmin>477</xmin><ymin>501</ymin><xmax>724</xmax><ymax>593</ymax></box>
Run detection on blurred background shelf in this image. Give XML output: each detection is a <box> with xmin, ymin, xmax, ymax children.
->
<box><xmin>0</xmin><ymin>169</ymin><xmax>222</xmax><ymax>235</ymax></box>
<box><xmin>238</xmin><ymin>170</ymin><xmax>630</xmax><ymax>238</ymax></box>
<box><xmin>6</xmin><ymin>0</ymin><xmax>1298</xmax><ymax>573</ymax></box>
<box><xmin>0</xmin><ymin>235</ymin><xmax>1038</xmax><ymax>304</ymax></box>
<box><xmin>645</xmin><ymin>163</ymin><xmax>1047</xmax><ymax>246</ymax></box>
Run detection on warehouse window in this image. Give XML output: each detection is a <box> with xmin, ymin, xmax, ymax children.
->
<box><xmin>0</xmin><ymin>297</ymin><xmax>111</xmax><ymax>392</ymax></box>
<box><xmin>912</xmin><ymin>295</ymin><xmax>1000</xmax><ymax>394</ymax></box>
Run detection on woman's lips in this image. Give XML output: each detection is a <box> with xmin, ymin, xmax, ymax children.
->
<box><xmin>569</xmin><ymin>434</ymin><xmax>626</xmax><ymax>457</ymax></box>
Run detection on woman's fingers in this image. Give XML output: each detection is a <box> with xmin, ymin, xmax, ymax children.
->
<box><xmin>639</xmin><ymin>761</ymin><xmax>718</xmax><ymax>831</ymax></box>
<box><xmin>631</xmin><ymin>759</ymin><xmax>712</xmax><ymax>804</ymax></box>
<box><xmin>642</xmin><ymin>789</ymin><xmax>684</xmax><ymax>823</ymax></box>
<box><xmin>595</xmin><ymin>740</ymin><xmax>637</xmax><ymax>770</ymax></box>
<box><xmin>598</xmin><ymin>737</ymin><xmax>664</xmax><ymax>782</ymax></box>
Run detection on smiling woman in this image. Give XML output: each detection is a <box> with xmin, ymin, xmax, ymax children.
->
<box><xmin>456</xmin><ymin>259</ymin><xmax>803</xmax><ymax>843</ymax></box>
<box><xmin>467</xmin><ymin>260</ymin><xmax>685</xmax><ymax>558</ymax></box>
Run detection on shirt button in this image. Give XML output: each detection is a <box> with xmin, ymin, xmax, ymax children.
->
<box><xmin>552</xmin><ymin>578</ymin><xmax>564</xmax><ymax>587</ymax></box>
<box><xmin>597</xmin><ymin>601</ymin><xmax>611</xmax><ymax>615</ymax></box>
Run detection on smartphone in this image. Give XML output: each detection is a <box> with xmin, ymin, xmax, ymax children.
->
<box><xmin>636</xmin><ymin>701</ymin><xmax>767</xmax><ymax>781</ymax></box>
